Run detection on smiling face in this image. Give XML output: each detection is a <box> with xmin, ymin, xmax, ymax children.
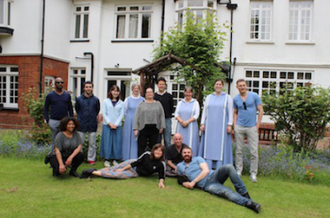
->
<box><xmin>145</xmin><ymin>88</ymin><xmax>154</xmax><ymax>100</ymax></box>
<box><xmin>236</xmin><ymin>81</ymin><xmax>247</xmax><ymax>95</ymax></box>
<box><xmin>184</xmin><ymin>89</ymin><xmax>193</xmax><ymax>100</ymax></box>
<box><xmin>66</xmin><ymin>120</ymin><xmax>75</xmax><ymax>132</ymax></box>
<box><xmin>157</xmin><ymin>80</ymin><xmax>166</xmax><ymax>93</ymax></box>
<box><xmin>214</xmin><ymin>80</ymin><xmax>223</xmax><ymax>93</ymax></box>
<box><xmin>182</xmin><ymin>147</ymin><xmax>193</xmax><ymax>163</ymax></box>
<box><xmin>173</xmin><ymin>133</ymin><xmax>183</xmax><ymax>147</ymax></box>
<box><xmin>55</xmin><ymin>77</ymin><xmax>64</xmax><ymax>91</ymax></box>
<box><xmin>84</xmin><ymin>83</ymin><xmax>93</xmax><ymax>95</ymax></box>
<box><xmin>153</xmin><ymin>147</ymin><xmax>163</xmax><ymax>159</ymax></box>
<box><xmin>111</xmin><ymin>89</ymin><xmax>120</xmax><ymax>99</ymax></box>
<box><xmin>132</xmin><ymin>85</ymin><xmax>140</xmax><ymax>96</ymax></box>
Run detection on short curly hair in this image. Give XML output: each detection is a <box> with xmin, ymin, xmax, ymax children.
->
<box><xmin>59</xmin><ymin>117</ymin><xmax>79</xmax><ymax>132</ymax></box>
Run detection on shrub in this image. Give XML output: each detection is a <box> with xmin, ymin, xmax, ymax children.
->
<box><xmin>21</xmin><ymin>87</ymin><xmax>52</xmax><ymax>145</ymax></box>
<box><xmin>262</xmin><ymin>84</ymin><xmax>330</xmax><ymax>152</ymax></box>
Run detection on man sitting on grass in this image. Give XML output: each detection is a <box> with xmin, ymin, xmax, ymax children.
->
<box><xmin>177</xmin><ymin>147</ymin><xmax>261</xmax><ymax>213</ymax></box>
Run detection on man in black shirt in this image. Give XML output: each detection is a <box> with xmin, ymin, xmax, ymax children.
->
<box><xmin>166</xmin><ymin>133</ymin><xmax>188</xmax><ymax>176</ymax></box>
<box><xmin>154</xmin><ymin>77</ymin><xmax>174</xmax><ymax>148</ymax></box>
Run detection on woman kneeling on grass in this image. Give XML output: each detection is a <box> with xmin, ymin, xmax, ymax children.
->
<box><xmin>49</xmin><ymin>117</ymin><xmax>84</xmax><ymax>177</ymax></box>
<box><xmin>81</xmin><ymin>144</ymin><xmax>166</xmax><ymax>188</ymax></box>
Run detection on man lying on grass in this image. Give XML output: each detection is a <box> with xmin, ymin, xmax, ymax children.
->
<box><xmin>177</xmin><ymin>147</ymin><xmax>261</xmax><ymax>213</ymax></box>
<box><xmin>80</xmin><ymin>144</ymin><xmax>166</xmax><ymax>188</ymax></box>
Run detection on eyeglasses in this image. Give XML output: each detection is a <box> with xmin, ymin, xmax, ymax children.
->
<box><xmin>55</xmin><ymin>81</ymin><xmax>64</xmax><ymax>84</ymax></box>
<box><xmin>243</xmin><ymin>102</ymin><xmax>247</xmax><ymax>110</ymax></box>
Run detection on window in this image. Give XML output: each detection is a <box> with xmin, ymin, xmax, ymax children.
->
<box><xmin>289</xmin><ymin>1</ymin><xmax>313</xmax><ymax>41</ymax></box>
<box><xmin>250</xmin><ymin>1</ymin><xmax>272</xmax><ymax>41</ymax></box>
<box><xmin>44</xmin><ymin>76</ymin><xmax>54</xmax><ymax>93</ymax></box>
<box><xmin>70</xmin><ymin>69</ymin><xmax>86</xmax><ymax>100</ymax></box>
<box><xmin>115</xmin><ymin>5</ymin><xmax>152</xmax><ymax>39</ymax></box>
<box><xmin>176</xmin><ymin>0</ymin><xmax>216</xmax><ymax>26</ymax></box>
<box><xmin>245</xmin><ymin>69</ymin><xmax>313</xmax><ymax>96</ymax></box>
<box><xmin>0</xmin><ymin>66</ymin><xmax>18</xmax><ymax>108</ymax></box>
<box><xmin>170</xmin><ymin>74</ymin><xmax>185</xmax><ymax>113</ymax></box>
<box><xmin>105</xmin><ymin>70</ymin><xmax>132</xmax><ymax>100</ymax></box>
<box><xmin>74</xmin><ymin>5</ymin><xmax>89</xmax><ymax>39</ymax></box>
<box><xmin>0</xmin><ymin>0</ymin><xmax>11</xmax><ymax>26</ymax></box>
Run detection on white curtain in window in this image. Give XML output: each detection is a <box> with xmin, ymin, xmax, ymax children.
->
<box><xmin>129</xmin><ymin>14</ymin><xmax>138</xmax><ymax>38</ymax></box>
<box><xmin>117</xmin><ymin>15</ymin><xmax>126</xmax><ymax>38</ymax></box>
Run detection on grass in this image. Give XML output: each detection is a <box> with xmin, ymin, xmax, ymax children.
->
<box><xmin>0</xmin><ymin>157</ymin><xmax>329</xmax><ymax>218</ymax></box>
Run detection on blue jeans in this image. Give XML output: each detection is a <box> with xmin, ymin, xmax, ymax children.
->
<box><xmin>204</xmin><ymin>164</ymin><xmax>249</xmax><ymax>206</ymax></box>
<box><xmin>159</xmin><ymin>118</ymin><xmax>172</xmax><ymax>148</ymax></box>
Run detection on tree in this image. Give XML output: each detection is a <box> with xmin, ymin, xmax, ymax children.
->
<box><xmin>153</xmin><ymin>11</ymin><xmax>228</xmax><ymax>105</ymax></box>
<box><xmin>262</xmin><ymin>84</ymin><xmax>330</xmax><ymax>152</ymax></box>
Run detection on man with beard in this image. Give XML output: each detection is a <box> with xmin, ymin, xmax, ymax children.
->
<box><xmin>44</xmin><ymin>77</ymin><xmax>74</xmax><ymax>150</ymax></box>
<box><xmin>177</xmin><ymin>147</ymin><xmax>261</xmax><ymax>213</ymax></box>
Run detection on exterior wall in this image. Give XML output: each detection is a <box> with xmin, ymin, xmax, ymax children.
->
<box><xmin>0</xmin><ymin>56</ymin><xmax>69</xmax><ymax>128</ymax></box>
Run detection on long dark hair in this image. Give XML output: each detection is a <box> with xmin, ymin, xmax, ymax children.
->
<box><xmin>150</xmin><ymin>144</ymin><xmax>165</xmax><ymax>161</ymax></box>
<box><xmin>108</xmin><ymin>85</ymin><xmax>121</xmax><ymax>101</ymax></box>
<box><xmin>59</xmin><ymin>116</ymin><xmax>79</xmax><ymax>132</ymax></box>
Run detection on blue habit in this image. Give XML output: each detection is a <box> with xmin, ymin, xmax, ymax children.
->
<box><xmin>122</xmin><ymin>96</ymin><xmax>145</xmax><ymax>160</ymax></box>
<box><xmin>199</xmin><ymin>92</ymin><xmax>233</xmax><ymax>169</ymax></box>
<box><xmin>175</xmin><ymin>98</ymin><xmax>200</xmax><ymax>156</ymax></box>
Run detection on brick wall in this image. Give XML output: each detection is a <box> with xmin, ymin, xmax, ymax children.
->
<box><xmin>0</xmin><ymin>55</ymin><xmax>69</xmax><ymax>129</ymax></box>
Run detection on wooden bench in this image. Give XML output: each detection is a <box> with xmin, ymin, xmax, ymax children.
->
<box><xmin>258</xmin><ymin>127</ymin><xmax>278</xmax><ymax>145</ymax></box>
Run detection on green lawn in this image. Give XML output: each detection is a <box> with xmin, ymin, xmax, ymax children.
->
<box><xmin>0</xmin><ymin>157</ymin><xmax>329</xmax><ymax>218</ymax></box>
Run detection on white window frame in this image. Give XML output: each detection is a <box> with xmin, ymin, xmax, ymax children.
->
<box><xmin>0</xmin><ymin>0</ymin><xmax>12</xmax><ymax>26</ymax></box>
<box><xmin>0</xmin><ymin>65</ymin><xmax>18</xmax><ymax>108</ymax></box>
<box><xmin>175</xmin><ymin>0</ymin><xmax>217</xmax><ymax>25</ymax></box>
<box><xmin>114</xmin><ymin>5</ymin><xmax>153</xmax><ymax>40</ymax></box>
<box><xmin>73</xmin><ymin>5</ymin><xmax>90</xmax><ymax>40</ymax></box>
<box><xmin>44</xmin><ymin>76</ymin><xmax>54</xmax><ymax>93</ymax></box>
<box><xmin>104</xmin><ymin>69</ymin><xmax>132</xmax><ymax>100</ymax></box>
<box><xmin>289</xmin><ymin>1</ymin><xmax>313</xmax><ymax>42</ymax></box>
<box><xmin>70</xmin><ymin>68</ymin><xmax>86</xmax><ymax>101</ymax></box>
<box><xmin>245</xmin><ymin>68</ymin><xmax>313</xmax><ymax>96</ymax></box>
<box><xmin>169</xmin><ymin>74</ymin><xmax>186</xmax><ymax>113</ymax></box>
<box><xmin>250</xmin><ymin>1</ymin><xmax>272</xmax><ymax>41</ymax></box>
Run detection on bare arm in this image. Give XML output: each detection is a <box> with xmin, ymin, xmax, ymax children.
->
<box><xmin>55</xmin><ymin>147</ymin><xmax>66</xmax><ymax>174</ymax></box>
<box><xmin>183</xmin><ymin>162</ymin><xmax>210</xmax><ymax>189</ymax></box>
<box><xmin>256</xmin><ymin>104</ymin><xmax>264</xmax><ymax>130</ymax></box>
<box><xmin>167</xmin><ymin>160</ymin><xmax>177</xmax><ymax>172</ymax></box>
<box><xmin>233</xmin><ymin>108</ymin><xmax>238</xmax><ymax>127</ymax></box>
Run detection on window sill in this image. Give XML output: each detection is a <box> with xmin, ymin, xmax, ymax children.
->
<box><xmin>0</xmin><ymin>26</ymin><xmax>14</xmax><ymax>35</ymax></box>
<box><xmin>111</xmin><ymin>39</ymin><xmax>154</xmax><ymax>43</ymax></box>
<box><xmin>70</xmin><ymin>39</ymin><xmax>90</xmax><ymax>43</ymax></box>
<box><xmin>285</xmin><ymin>42</ymin><xmax>315</xmax><ymax>45</ymax></box>
<box><xmin>0</xmin><ymin>107</ymin><xmax>19</xmax><ymax>111</ymax></box>
<box><xmin>246</xmin><ymin>41</ymin><xmax>274</xmax><ymax>45</ymax></box>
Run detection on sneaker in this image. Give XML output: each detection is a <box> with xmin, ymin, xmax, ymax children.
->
<box><xmin>250</xmin><ymin>174</ymin><xmax>258</xmax><ymax>183</ymax></box>
<box><xmin>88</xmin><ymin>161</ymin><xmax>96</xmax><ymax>165</ymax></box>
<box><xmin>104</xmin><ymin>160</ymin><xmax>110</xmax><ymax>167</ymax></box>
<box><xmin>112</xmin><ymin>160</ymin><xmax>119</xmax><ymax>166</ymax></box>
<box><xmin>245</xmin><ymin>201</ymin><xmax>261</xmax><ymax>213</ymax></box>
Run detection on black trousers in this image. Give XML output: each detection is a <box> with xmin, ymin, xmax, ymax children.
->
<box><xmin>138</xmin><ymin>124</ymin><xmax>159</xmax><ymax>156</ymax></box>
<box><xmin>49</xmin><ymin>152</ymin><xmax>84</xmax><ymax>176</ymax></box>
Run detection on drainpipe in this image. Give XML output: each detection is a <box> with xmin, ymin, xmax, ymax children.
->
<box><xmin>84</xmin><ymin>52</ymin><xmax>94</xmax><ymax>83</ymax></box>
<box><xmin>226</xmin><ymin>2</ymin><xmax>237</xmax><ymax>94</ymax></box>
<box><xmin>39</xmin><ymin>0</ymin><xmax>46</xmax><ymax>96</ymax></box>
<box><xmin>160</xmin><ymin>0</ymin><xmax>165</xmax><ymax>46</ymax></box>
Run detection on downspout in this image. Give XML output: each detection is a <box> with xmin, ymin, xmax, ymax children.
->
<box><xmin>161</xmin><ymin>0</ymin><xmax>165</xmax><ymax>47</ymax></box>
<box><xmin>39</xmin><ymin>0</ymin><xmax>46</xmax><ymax>96</ymax></box>
<box><xmin>84</xmin><ymin>52</ymin><xmax>94</xmax><ymax>83</ymax></box>
<box><xmin>218</xmin><ymin>1</ymin><xmax>237</xmax><ymax>94</ymax></box>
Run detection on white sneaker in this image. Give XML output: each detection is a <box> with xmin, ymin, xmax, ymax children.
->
<box><xmin>104</xmin><ymin>160</ymin><xmax>110</xmax><ymax>167</ymax></box>
<box><xmin>112</xmin><ymin>160</ymin><xmax>118</xmax><ymax>166</ymax></box>
<box><xmin>250</xmin><ymin>174</ymin><xmax>258</xmax><ymax>183</ymax></box>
